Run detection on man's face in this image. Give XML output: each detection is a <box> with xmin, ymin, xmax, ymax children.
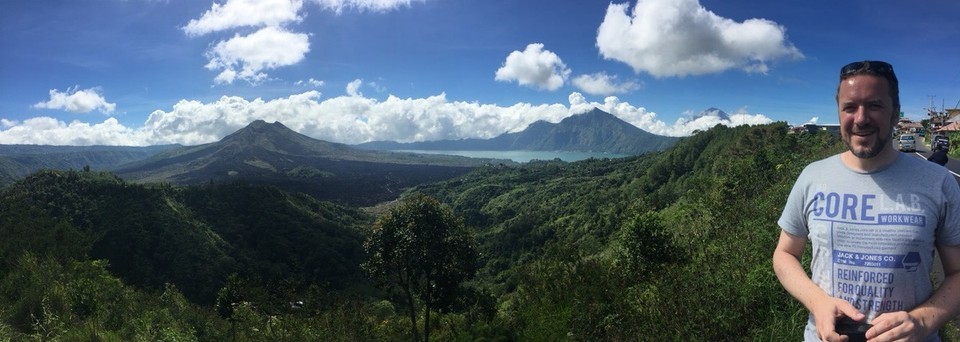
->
<box><xmin>837</xmin><ymin>74</ymin><xmax>898</xmax><ymax>159</ymax></box>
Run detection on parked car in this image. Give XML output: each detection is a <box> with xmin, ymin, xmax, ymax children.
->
<box><xmin>932</xmin><ymin>135</ymin><xmax>950</xmax><ymax>152</ymax></box>
<box><xmin>898</xmin><ymin>134</ymin><xmax>916</xmax><ymax>152</ymax></box>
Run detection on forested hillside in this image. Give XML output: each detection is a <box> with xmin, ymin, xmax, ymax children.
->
<box><xmin>2</xmin><ymin>123</ymin><xmax>956</xmax><ymax>340</ymax></box>
<box><xmin>0</xmin><ymin>170</ymin><xmax>370</xmax><ymax>306</ymax></box>
<box><xmin>0</xmin><ymin>145</ymin><xmax>179</xmax><ymax>187</ymax></box>
<box><xmin>413</xmin><ymin>122</ymin><xmax>851</xmax><ymax>339</ymax></box>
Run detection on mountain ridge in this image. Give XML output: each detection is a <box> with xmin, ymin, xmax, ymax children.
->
<box><xmin>0</xmin><ymin>144</ymin><xmax>180</xmax><ymax>187</ymax></box>
<box><xmin>113</xmin><ymin>120</ymin><xmax>513</xmax><ymax>206</ymax></box>
<box><xmin>355</xmin><ymin>108</ymin><xmax>679</xmax><ymax>155</ymax></box>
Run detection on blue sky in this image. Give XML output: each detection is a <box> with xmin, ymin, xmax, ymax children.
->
<box><xmin>1</xmin><ymin>0</ymin><xmax>958</xmax><ymax>146</ymax></box>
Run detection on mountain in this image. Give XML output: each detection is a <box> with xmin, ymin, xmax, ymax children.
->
<box><xmin>355</xmin><ymin>108</ymin><xmax>679</xmax><ymax>155</ymax></box>
<box><xmin>115</xmin><ymin>120</ymin><xmax>512</xmax><ymax>206</ymax></box>
<box><xmin>693</xmin><ymin>107</ymin><xmax>730</xmax><ymax>121</ymax></box>
<box><xmin>0</xmin><ymin>144</ymin><xmax>179</xmax><ymax>186</ymax></box>
<box><xmin>0</xmin><ymin>123</ymin><xmax>884</xmax><ymax>340</ymax></box>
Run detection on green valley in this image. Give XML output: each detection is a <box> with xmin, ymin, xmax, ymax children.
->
<box><xmin>1</xmin><ymin>123</ymin><xmax>957</xmax><ymax>341</ymax></box>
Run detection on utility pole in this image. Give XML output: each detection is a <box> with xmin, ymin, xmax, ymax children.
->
<box><xmin>928</xmin><ymin>95</ymin><xmax>943</xmax><ymax>127</ymax></box>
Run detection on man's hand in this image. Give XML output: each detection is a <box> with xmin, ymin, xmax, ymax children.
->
<box><xmin>811</xmin><ymin>297</ymin><xmax>865</xmax><ymax>341</ymax></box>
<box><xmin>774</xmin><ymin>230</ymin><xmax>869</xmax><ymax>341</ymax></box>
<box><xmin>865</xmin><ymin>311</ymin><xmax>928</xmax><ymax>342</ymax></box>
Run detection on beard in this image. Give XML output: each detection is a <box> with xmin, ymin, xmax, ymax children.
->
<box><xmin>843</xmin><ymin>125</ymin><xmax>891</xmax><ymax>159</ymax></box>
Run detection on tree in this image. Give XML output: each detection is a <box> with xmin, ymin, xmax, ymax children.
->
<box><xmin>362</xmin><ymin>193</ymin><xmax>478</xmax><ymax>342</ymax></box>
<box><xmin>615</xmin><ymin>210</ymin><xmax>680</xmax><ymax>279</ymax></box>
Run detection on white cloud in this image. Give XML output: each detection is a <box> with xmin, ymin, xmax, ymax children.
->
<box><xmin>572</xmin><ymin>72</ymin><xmax>641</xmax><ymax>95</ymax></box>
<box><xmin>185</xmin><ymin>0</ymin><xmax>310</xmax><ymax>84</ymax></box>
<box><xmin>1</xmin><ymin>119</ymin><xmax>18</xmax><ymax>129</ymax></box>
<box><xmin>669</xmin><ymin>107</ymin><xmax>774</xmax><ymax>135</ymax></box>
<box><xmin>311</xmin><ymin>0</ymin><xmax>423</xmax><ymax>14</ymax></box>
<box><xmin>184</xmin><ymin>0</ymin><xmax>425</xmax><ymax>85</ymax></box>
<box><xmin>2</xmin><ymin>91</ymin><xmax>774</xmax><ymax>146</ymax></box>
<box><xmin>295</xmin><ymin>78</ymin><xmax>325</xmax><ymax>87</ymax></box>
<box><xmin>495</xmin><ymin>43</ymin><xmax>571</xmax><ymax>91</ymax></box>
<box><xmin>596</xmin><ymin>0</ymin><xmax>803</xmax><ymax>78</ymax></box>
<box><xmin>204</xmin><ymin>26</ymin><xmax>310</xmax><ymax>85</ymax></box>
<box><xmin>32</xmin><ymin>87</ymin><xmax>117</xmax><ymax>114</ymax></box>
<box><xmin>183</xmin><ymin>0</ymin><xmax>304</xmax><ymax>36</ymax></box>
<box><xmin>346</xmin><ymin>79</ymin><xmax>364</xmax><ymax>97</ymax></box>
<box><xmin>0</xmin><ymin>117</ymin><xmax>145</xmax><ymax>145</ymax></box>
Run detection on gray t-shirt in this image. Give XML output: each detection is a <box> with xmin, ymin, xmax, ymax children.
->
<box><xmin>779</xmin><ymin>153</ymin><xmax>960</xmax><ymax>342</ymax></box>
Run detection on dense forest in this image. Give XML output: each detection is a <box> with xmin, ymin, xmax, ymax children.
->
<box><xmin>1</xmin><ymin>123</ymin><xmax>957</xmax><ymax>341</ymax></box>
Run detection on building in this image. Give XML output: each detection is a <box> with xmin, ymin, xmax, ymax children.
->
<box><xmin>897</xmin><ymin>119</ymin><xmax>923</xmax><ymax>135</ymax></box>
<box><xmin>802</xmin><ymin>123</ymin><xmax>840</xmax><ymax>136</ymax></box>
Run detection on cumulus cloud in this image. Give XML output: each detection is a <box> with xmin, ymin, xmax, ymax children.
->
<box><xmin>346</xmin><ymin>79</ymin><xmax>364</xmax><ymax>97</ymax></box>
<box><xmin>312</xmin><ymin>0</ymin><xmax>424</xmax><ymax>14</ymax></box>
<box><xmin>136</xmin><ymin>92</ymin><xmax>572</xmax><ymax>145</ymax></box>
<box><xmin>33</xmin><ymin>87</ymin><xmax>117</xmax><ymax>114</ymax></box>
<box><xmin>596</xmin><ymin>0</ymin><xmax>803</xmax><ymax>78</ymax></box>
<box><xmin>204</xmin><ymin>26</ymin><xmax>310</xmax><ymax>85</ymax></box>
<box><xmin>0</xmin><ymin>117</ymin><xmax>145</xmax><ymax>145</ymax></box>
<box><xmin>2</xmin><ymin>92</ymin><xmax>773</xmax><ymax>146</ymax></box>
<box><xmin>572</xmin><ymin>72</ymin><xmax>641</xmax><ymax>95</ymax></box>
<box><xmin>669</xmin><ymin>112</ymin><xmax>772</xmax><ymax>135</ymax></box>
<box><xmin>495</xmin><ymin>43</ymin><xmax>571</xmax><ymax>91</ymax></box>
<box><xmin>1</xmin><ymin>119</ymin><xmax>18</xmax><ymax>129</ymax></box>
<box><xmin>185</xmin><ymin>0</ymin><xmax>308</xmax><ymax>84</ymax></box>
<box><xmin>185</xmin><ymin>0</ymin><xmax>426</xmax><ymax>84</ymax></box>
<box><xmin>183</xmin><ymin>0</ymin><xmax>303</xmax><ymax>36</ymax></box>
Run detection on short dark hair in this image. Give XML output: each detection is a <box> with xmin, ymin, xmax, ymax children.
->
<box><xmin>836</xmin><ymin>60</ymin><xmax>900</xmax><ymax>111</ymax></box>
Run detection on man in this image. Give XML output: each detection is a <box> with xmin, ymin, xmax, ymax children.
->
<box><xmin>773</xmin><ymin>60</ymin><xmax>960</xmax><ymax>341</ymax></box>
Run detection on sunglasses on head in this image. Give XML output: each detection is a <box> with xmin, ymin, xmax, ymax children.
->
<box><xmin>840</xmin><ymin>60</ymin><xmax>895</xmax><ymax>78</ymax></box>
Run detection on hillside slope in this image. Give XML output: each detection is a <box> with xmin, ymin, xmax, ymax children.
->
<box><xmin>413</xmin><ymin>122</ymin><xmax>847</xmax><ymax>339</ymax></box>
<box><xmin>4</xmin><ymin>123</ymin><xmax>907</xmax><ymax>341</ymax></box>
<box><xmin>0</xmin><ymin>144</ymin><xmax>178</xmax><ymax>187</ymax></box>
<box><xmin>0</xmin><ymin>170</ymin><xmax>369</xmax><ymax>304</ymax></box>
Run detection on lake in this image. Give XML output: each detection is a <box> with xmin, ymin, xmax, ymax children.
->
<box><xmin>399</xmin><ymin>150</ymin><xmax>630</xmax><ymax>163</ymax></box>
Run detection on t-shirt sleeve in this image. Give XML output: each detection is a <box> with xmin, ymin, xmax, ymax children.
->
<box><xmin>778</xmin><ymin>167</ymin><xmax>811</xmax><ymax>238</ymax></box>
<box><xmin>938</xmin><ymin>173</ymin><xmax>960</xmax><ymax>246</ymax></box>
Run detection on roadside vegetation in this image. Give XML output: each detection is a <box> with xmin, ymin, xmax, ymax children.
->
<box><xmin>1</xmin><ymin>123</ymin><xmax>957</xmax><ymax>340</ymax></box>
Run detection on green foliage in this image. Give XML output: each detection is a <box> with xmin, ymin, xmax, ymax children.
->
<box><xmin>363</xmin><ymin>193</ymin><xmax>480</xmax><ymax>342</ymax></box>
<box><xmin>215</xmin><ymin>274</ymin><xmax>244</xmax><ymax>321</ymax></box>
<box><xmin>948</xmin><ymin>132</ymin><xmax>960</xmax><ymax>157</ymax></box>
<box><xmin>507</xmin><ymin>246</ymin><xmax>634</xmax><ymax>341</ymax></box>
<box><xmin>0</xmin><ymin>207</ymin><xmax>92</xmax><ymax>278</ymax></box>
<box><xmin>179</xmin><ymin>183</ymin><xmax>369</xmax><ymax>298</ymax></box>
<box><xmin>414</xmin><ymin>123</ymin><xmax>848</xmax><ymax>339</ymax></box>
<box><xmin>0</xmin><ymin>171</ymin><xmax>368</xmax><ymax>305</ymax></box>
<box><xmin>613</xmin><ymin>209</ymin><xmax>683</xmax><ymax>279</ymax></box>
<box><xmin>0</xmin><ymin>252</ymin><xmax>213</xmax><ymax>341</ymax></box>
<box><xmin>7</xmin><ymin>123</ymin><xmax>953</xmax><ymax>341</ymax></box>
<box><xmin>0</xmin><ymin>226</ymin><xmax>400</xmax><ymax>341</ymax></box>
